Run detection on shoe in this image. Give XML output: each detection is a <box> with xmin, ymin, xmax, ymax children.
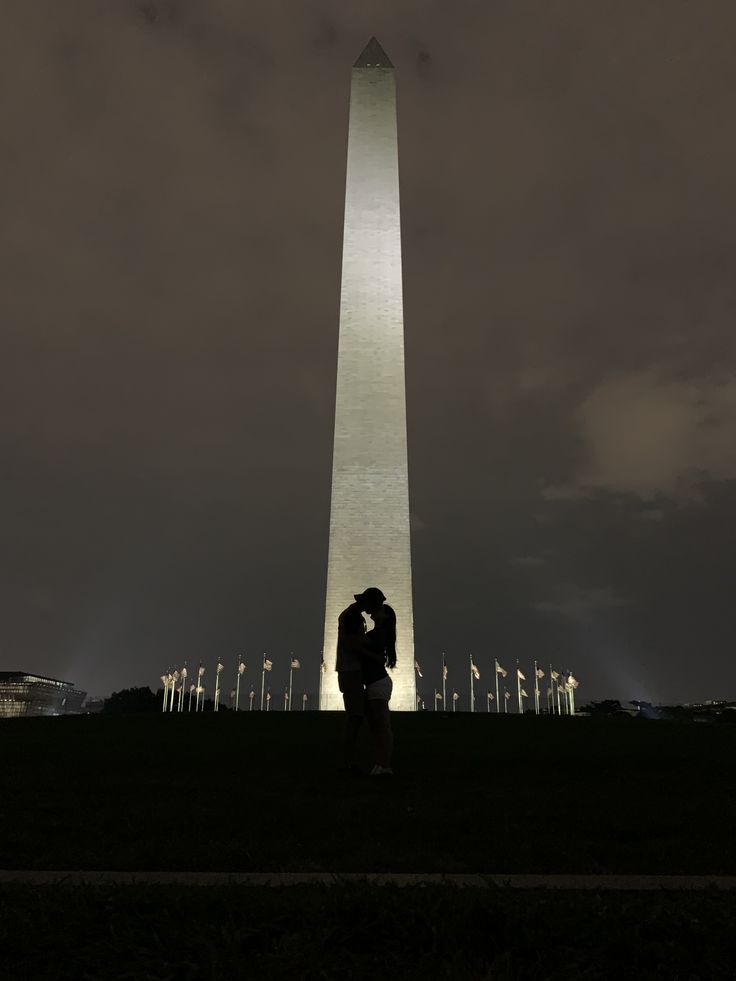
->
<box><xmin>370</xmin><ymin>765</ymin><xmax>394</xmax><ymax>776</ymax></box>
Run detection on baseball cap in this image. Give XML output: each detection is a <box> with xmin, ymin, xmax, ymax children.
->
<box><xmin>353</xmin><ymin>587</ymin><xmax>386</xmax><ymax>604</ymax></box>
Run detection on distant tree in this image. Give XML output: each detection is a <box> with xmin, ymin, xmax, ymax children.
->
<box><xmin>579</xmin><ymin>699</ymin><xmax>623</xmax><ymax>717</ymax></box>
<box><xmin>103</xmin><ymin>686</ymin><xmax>159</xmax><ymax>713</ymax></box>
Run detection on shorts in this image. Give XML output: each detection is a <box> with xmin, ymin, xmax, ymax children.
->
<box><xmin>337</xmin><ymin>671</ymin><xmax>365</xmax><ymax>716</ymax></box>
<box><xmin>366</xmin><ymin>675</ymin><xmax>393</xmax><ymax>702</ymax></box>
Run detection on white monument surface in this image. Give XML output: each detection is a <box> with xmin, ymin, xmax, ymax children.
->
<box><xmin>320</xmin><ymin>38</ymin><xmax>416</xmax><ymax>712</ymax></box>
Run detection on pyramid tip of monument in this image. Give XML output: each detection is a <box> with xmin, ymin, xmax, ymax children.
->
<box><xmin>354</xmin><ymin>36</ymin><xmax>393</xmax><ymax>69</ymax></box>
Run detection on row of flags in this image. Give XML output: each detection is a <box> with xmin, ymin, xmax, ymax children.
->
<box><xmin>159</xmin><ymin>653</ymin><xmax>580</xmax><ymax>715</ymax></box>
<box><xmin>427</xmin><ymin>654</ymin><xmax>580</xmax><ymax>714</ymax></box>
<box><xmin>160</xmin><ymin>654</ymin><xmax>302</xmax><ymax>713</ymax></box>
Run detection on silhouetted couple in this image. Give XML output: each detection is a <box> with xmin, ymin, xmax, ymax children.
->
<box><xmin>336</xmin><ymin>587</ymin><xmax>396</xmax><ymax>776</ymax></box>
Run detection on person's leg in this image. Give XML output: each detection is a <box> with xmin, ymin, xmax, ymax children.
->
<box><xmin>338</xmin><ymin>671</ymin><xmax>365</xmax><ymax>767</ymax></box>
<box><xmin>366</xmin><ymin>699</ymin><xmax>393</xmax><ymax>769</ymax></box>
<box><xmin>343</xmin><ymin>713</ymin><xmax>363</xmax><ymax>767</ymax></box>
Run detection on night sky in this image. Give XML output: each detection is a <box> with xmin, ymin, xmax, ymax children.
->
<box><xmin>3</xmin><ymin>1</ymin><xmax>735</xmax><ymax>705</ymax></box>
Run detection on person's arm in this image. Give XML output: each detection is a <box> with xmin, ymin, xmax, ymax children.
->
<box><xmin>343</xmin><ymin>630</ymin><xmax>386</xmax><ymax>664</ymax></box>
<box><xmin>340</xmin><ymin>609</ymin><xmax>380</xmax><ymax>662</ymax></box>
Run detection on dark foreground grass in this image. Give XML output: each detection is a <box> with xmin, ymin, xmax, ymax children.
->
<box><xmin>3</xmin><ymin>882</ymin><xmax>736</xmax><ymax>980</ymax></box>
<box><xmin>2</xmin><ymin>712</ymin><xmax>736</xmax><ymax>874</ymax></box>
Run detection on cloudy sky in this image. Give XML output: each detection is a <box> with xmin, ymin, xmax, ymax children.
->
<box><xmin>2</xmin><ymin>0</ymin><xmax>735</xmax><ymax>705</ymax></box>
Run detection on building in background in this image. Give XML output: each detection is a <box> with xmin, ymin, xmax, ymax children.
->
<box><xmin>0</xmin><ymin>672</ymin><xmax>87</xmax><ymax>719</ymax></box>
<box><xmin>321</xmin><ymin>38</ymin><xmax>415</xmax><ymax>711</ymax></box>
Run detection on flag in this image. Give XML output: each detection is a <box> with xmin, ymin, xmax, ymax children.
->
<box><xmin>414</xmin><ymin>660</ymin><xmax>423</xmax><ymax>678</ymax></box>
<box><xmin>189</xmin><ymin>683</ymin><xmax>196</xmax><ymax>693</ymax></box>
<box><xmin>547</xmin><ymin>687</ymin><xmax>553</xmax><ymax>696</ymax></box>
<box><xmin>230</xmin><ymin>689</ymin><xmax>236</xmax><ymax>699</ymax></box>
<box><xmin>568</xmin><ymin>674</ymin><xmax>579</xmax><ymax>688</ymax></box>
<box><xmin>471</xmin><ymin>662</ymin><xmax>480</xmax><ymax>680</ymax></box>
<box><xmin>216</xmin><ymin>661</ymin><xmax>224</xmax><ymax>674</ymax></box>
<box><xmin>249</xmin><ymin>689</ymin><xmax>255</xmax><ymax>700</ymax></box>
<box><xmin>517</xmin><ymin>668</ymin><xmax>526</xmax><ymax>681</ymax></box>
<box><xmin>504</xmin><ymin>690</ymin><xmax>511</xmax><ymax>700</ymax></box>
<box><xmin>320</xmin><ymin>660</ymin><xmax>326</xmax><ymax>674</ymax></box>
<box><xmin>198</xmin><ymin>664</ymin><xmax>205</xmax><ymax>678</ymax></box>
<box><xmin>238</xmin><ymin>661</ymin><xmax>246</xmax><ymax>675</ymax></box>
<box><xmin>452</xmin><ymin>691</ymin><xmax>460</xmax><ymax>701</ymax></box>
<box><xmin>435</xmin><ymin>691</ymin><xmax>443</xmax><ymax>701</ymax></box>
<box><xmin>173</xmin><ymin>669</ymin><xmax>180</xmax><ymax>681</ymax></box>
<box><xmin>496</xmin><ymin>662</ymin><xmax>507</xmax><ymax>678</ymax></box>
<box><xmin>442</xmin><ymin>654</ymin><xmax>448</xmax><ymax>681</ymax></box>
<box><xmin>263</xmin><ymin>657</ymin><xmax>273</xmax><ymax>671</ymax></box>
<box><xmin>291</xmin><ymin>657</ymin><xmax>301</xmax><ymax>669</ymax></box>
<box><xmin>302</xmin><ymin>693</ymin><xmax>308</xmax><ymax>704</ymax></box>
<box><xmin>487</xmin><ymin>691</ymin><xmax>494</xmax><ymax>701</ymax></box>
<box><xmin>551</xmin><ymin>670</ymin><xmax>560</xmax><ymax>680</ymax></box>
<box><xmin>266</xmin><ymin>690</ymin><xmax>272</xmax><ymax>701</ymax></box>
<box><xmin>181</xmin><ymin>667</ymin><xmax>188</xmax><ymax>679</ymax></box>
<box><xmin>196</xmin><ymin>685</ymin><xmax>204</xmax><ymax>695</ymax></box>
<box><xmin>160</xmin><ymin>675</ymin><xmax>167</xmax><ymax>686</ymax></box>
<box><xmin>535</xmin><ymin>667</ymin><xmax>544</xmax><ymax>679</ymax></box>
<box><xmin>520</xmin><ymin>688</ymin><xmax>528</xmax><ymax>698</ymax></box>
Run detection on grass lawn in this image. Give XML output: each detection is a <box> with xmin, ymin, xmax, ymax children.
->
<box><xmin>4</xmin><ymin>713</ymin><xmax>736</xmax><ymax>979</ymax></box>
<box><xmin>3</xmin><ymin>880</ymin><xmax>736</xmax><ymax>980</ymax></box>
<box><xmin>2</xmin><ymin>711</ymin><xmax>736</xmax><ymax>875</ymax></box>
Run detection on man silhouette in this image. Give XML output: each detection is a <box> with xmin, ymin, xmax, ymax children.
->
<box><xmin>336</xmin><ymin>586</ymin><xmax>386</xmax><ymax>771</ymax></box>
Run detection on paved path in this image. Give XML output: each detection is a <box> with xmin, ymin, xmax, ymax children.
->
<box><xmin>1</xmin><ymin>871</ymin><xmax>734</xmax><ymax>890</ymax></box>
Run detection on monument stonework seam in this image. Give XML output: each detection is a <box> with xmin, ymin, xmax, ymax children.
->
<box><xmin>320</xmin><ymin>38</ymin><xmax>416</xmax><ymax>712</ymax></box>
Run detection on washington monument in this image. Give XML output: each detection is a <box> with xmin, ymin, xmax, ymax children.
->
<box><xmin>320</xmin><ymin>38</ymin><xmax>416</xmax><ymax>712</ymax></box>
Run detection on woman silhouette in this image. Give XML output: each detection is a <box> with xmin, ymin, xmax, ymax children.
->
<box><xmin>362</xmin><ymin>603</ymin><xmax>396</xmax><ymax>775</ymax></box>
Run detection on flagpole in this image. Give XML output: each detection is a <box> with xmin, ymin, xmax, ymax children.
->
<box><xmin>260</xmin><ymin>657</ymin><xmax>266</xmax><ymax>712</ymax></box>
<box><xmin>434</xmin><ymin>688</ymin><xmax>438</xmax><ymax>712</ymax></box>
<box><xmin>452</xmin><ymin>689</ymin><xmax>456</xmax><ymax>713</ymax></box>
<box><xmin>302</xmin><ymin>693</ymin><xmax>307</xmax><ymax>711</ymax></box>
<box><xmin>504</xmin><ymin>688</ymin><xmax>508</xmax><ymax>713</ymax></box>
<box><xmin>469</xmin><ymin>655</ymin><xmax>474</xmax><ymax>714</ymax></box>
<box><xmin>169</xmin><ymin>673</ymin><xmax>177</xmax><ymax>712</ymax></box>
<box><xmin>318</xmin><ymin>650</ymin><xmax>324</xmax><ymax>712</ymax></box>
<box><xmin>495</xmin><ymin>660</ymin><xmax>500</xmax><ymax>714</ymax></box>
<box><xmin>533</xmin><ymin>660</ymin><xmax>539</xmax><ymax>716</ymax></box>
<box><xmin>442</xmin><ymin>652</ymin><xmax>447</xmax><ymax>712</ymax></box>
<box><xmin>516</xmin><ymin>663</ymin><xmax>521</xmax><ymax>715</ymax></box>
<box><xmin>288</xmin><ymin>656</ymin><xmax>293</xmax><ymax>713</ymax></box>
<box><xmin>235</xmin><ymin>658</ymin><xmax>243</xmax><ymax>712</ymax></box>
<box><xmin>556</xmin><ymin>674</ymin><xmax>562</xmax><ymax>715</ymax></box>
<box><xmin>161</xmin><ymin>676</ymin><xmax>167</xmax><ymax>713</ymax></box>
<box><xmin>548</xmin><ymin>663</ymin><xmax>553</xmax><ymax>714</ymax></box>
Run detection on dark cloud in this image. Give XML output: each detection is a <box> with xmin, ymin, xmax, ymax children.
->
<box><xmin>1</xmin><ymin>0</ymin><xmax>735</xmax><ymax>704</ymax></box>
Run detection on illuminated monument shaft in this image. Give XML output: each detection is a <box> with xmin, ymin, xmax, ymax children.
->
<box><xmin>321</xmin><ymin>38</ymin><xmax>415</xmax><ymax>712</ymax></box>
